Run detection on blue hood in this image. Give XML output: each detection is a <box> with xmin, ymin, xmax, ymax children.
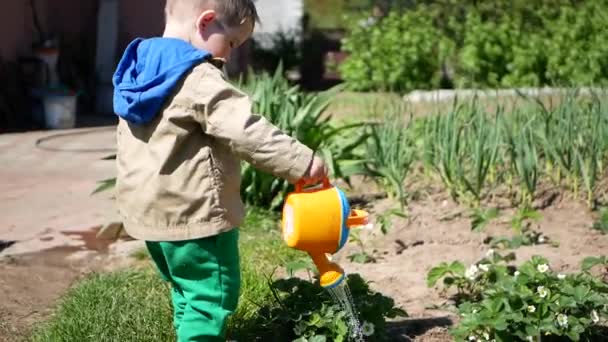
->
<box><xmin>113</xmin><ymin>38</ymin><xmax>211</xmax><ymax>124</ymax></box>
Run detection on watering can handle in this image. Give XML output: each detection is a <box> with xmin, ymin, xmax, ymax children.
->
<box><xmin>295</xmin><ymin>177</ymin><xmax>331</xmax><ymax>193</ymax></box>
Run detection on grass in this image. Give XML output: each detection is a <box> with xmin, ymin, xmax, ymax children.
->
<box><xmin>31</xmin><ymin>208</ymin><xmax>306</xmax><ymax>342</ymax></box>
<box><xmin>304</xmin><ymin>0</ymin><xmax>373</xmax><ymax>30</ymax></box>
<box><xmin>30</xmin><ymin>270</ymin><xmax>174</xmax><ymax>342</ymax></box>
<box><xmin>326</xmin><ymin>91</ymin><xmax>403</xmax><ymax>121</ymax></box>
<box><xmin>327</xmin><ymin>90</ymin><xmax>590</xmax><ymax>123</ymax></box>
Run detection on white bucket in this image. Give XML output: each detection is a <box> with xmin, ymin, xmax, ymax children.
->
<box><xmin>43</xmin><ymin>94</ymin><xmax>77</xmax><ymax>129</ymax></box>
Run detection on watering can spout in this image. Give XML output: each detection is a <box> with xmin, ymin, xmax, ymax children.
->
<box><xmin>347</xmin><ymin>209</ymin><xmax>368</xmax><ymax>228</ymax></box>
<box><xmin>309</xmin><ymin>251</ymin><xmax>345</xmax><ymax>289</ymax></box>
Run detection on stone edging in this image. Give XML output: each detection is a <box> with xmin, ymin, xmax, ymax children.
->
<box><xmin>404</xmin><ymin>87</ymin><xmax>606</xmax><ymax>103</ymax></box>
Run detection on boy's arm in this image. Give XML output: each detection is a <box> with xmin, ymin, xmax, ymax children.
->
<box><xmin>196</xmin><ymin>71</ymin><xmax>314</xmax><ymax>184</ymax></box>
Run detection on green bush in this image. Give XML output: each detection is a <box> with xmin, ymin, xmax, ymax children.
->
<box><xmin>340</xmin><ymin>8</ymin><xmax>450</xmax><ymax>92</ymax></box>
<box><xmin>456</xmin><ymin>11</ymin><xmax>551</xmax><ymax>88</ymax></box>
<box><xmin>428</xmin><ymin>253</ymin><xmax>608</xmax><ymax>341</ymax></box>
<box><xmin>544</xmin><ymin>2</ymin><xmax>608</xmax><ymax>86</ymax></box>
<box><xmin>457</xmin><ymin>1</ymin><xmax>608</xmax><ymax>88</ymax></box>
<box><xmin>339</xmin><ymin>1</ymin><xmax>608</xmax><ymax>91</ymax></box>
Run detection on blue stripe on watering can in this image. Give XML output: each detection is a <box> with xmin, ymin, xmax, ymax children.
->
<box><xmin>337</xmin><ymin>187</ymin><xmax>351</xmax><ymax>251</ymax></box>
<box><xmin>324</xmin><ymin>273</ymin><xmax>345</xmax><ymax>289</ymax></box>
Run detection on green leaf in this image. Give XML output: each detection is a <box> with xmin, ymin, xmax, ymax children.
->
<box><xmin>348</xmin><ymin>253</ymin><xmax>375</xmax><ymax>264</ymax></box>
<box><xmin>470</xmin><ymin>207</ymin><xmax>500</xmax><ymax>232</ymax></box>
<box><xmin>493</xmin><ymin>318</ymin><xmax>508</xmax><ymax>331</ymax></box>
<box><xmin>592</xmin><ymin>209</ymin><xmax>608</xmax><ymax>234</ymax></box>
<box><xmin>509</xmin><ymin>235</ymin><xmax>524</xmax><ymax>249</ymax></box>
<box><xmin>581</xmin><ymin>256</ymin><xmax>606</xmax><ymax>272</ymax></box>
<box><xmin>427</xmin><ymin>263</ymin><xmax>449</xmax><ymax>287</ymax></box>
<box><xmin>336</xmin><ymin>320</ymin><xmax>349</xmax><ymax>336</ymax></box>
<box><xmin>540</xmin><ymin>318</ymin><xmax>558</xmax><ymax>334</ymax></box>
<box><xmin>525</xmin><ymin>325</ymin><xmax>539</xmax><ymax>337</ymax></box>
<box><xmin>92</xmin><ymin>178</ymin><xmax>116</xmax><ymax>195</ymax></box>
<box><xmin>573</xmin><ymin>285</ymin><xmax>590</xmax><ymax>302</ymax></box>
<box><xmin>309</xmin><ymin>335</ymin><xmax>327</xmax><ymax>342</ymax></box>
<box><xmin>294</xmin><ymin>321</ymin><xmax>308</xmax><ymax>336</ymax></box>
<box><xmin>449</xmin><ymin>261</ymin><xmax>466</xmax><ymax>276</ymax></box>
<box><xmin>566</xmin><ymin>331</ymin><xmax>581</xmax><ymax>341</ymax></box>
<box><xmin>286</xmin><ymin>260</ymin><xmax>313</xmax><ymax>277</ymax></box>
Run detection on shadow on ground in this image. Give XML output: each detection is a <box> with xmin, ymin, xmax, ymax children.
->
<box><xmin>386</xmin><ymin>316</ymin><xmax>453</xmax><ymax>341</ymax></box>
<box><xmin>0</xmin><ymin>241</ymin><xmax>16</xmax><ymax>254</ymax></box>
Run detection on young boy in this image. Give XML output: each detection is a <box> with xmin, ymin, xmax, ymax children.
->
<box><xmin>112</xmin><ymin>0</ymin><xmax>327</xmax><ymax>341</ymax></box>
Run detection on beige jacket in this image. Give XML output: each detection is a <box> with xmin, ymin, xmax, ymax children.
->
<box><xmin>116</xmin><ymin>62</ymin><xmax>314</xmax><ymax>241</ymax></box>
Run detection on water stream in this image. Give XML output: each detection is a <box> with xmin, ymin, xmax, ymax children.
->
<box><xmin>327</xmin><ymin>281</ymin><xmax>364</xmax><ymax>342</ymax></box>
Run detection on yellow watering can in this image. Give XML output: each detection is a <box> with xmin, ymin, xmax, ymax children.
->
<box><xmin>281</xmin><ymin>178</ymin><xmax>369</xmax><ymax>288</ymax></box>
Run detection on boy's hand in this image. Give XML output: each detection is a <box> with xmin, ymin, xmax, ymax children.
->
<box><xmin>300</xmin><ymin>155</ymin><xmax>329</xmax><ymax>185</ymax></box>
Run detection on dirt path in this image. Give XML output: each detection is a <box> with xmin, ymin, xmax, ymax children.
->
<box><xmin>0</xmin><ymin>127</ymin><xmax>116</xmax><ymax>245</ymax></box>
<box><xmin>0</xmin><ymin>249</ymin><xmax>92</xmax><ymax>341</ymax></box>
<box><xmin>0</xmin><ymin>237</ymin><xmax>143</xmax><ymax>341</ymax></box>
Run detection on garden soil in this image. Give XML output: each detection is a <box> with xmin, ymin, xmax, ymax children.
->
<box><xmin>333</xmin><ymin>177</ymin><xmax>608</xmax><ymax>341</ymax></box>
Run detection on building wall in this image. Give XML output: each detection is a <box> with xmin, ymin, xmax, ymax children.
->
<box><xmin>254</xmin><ymin>0</ymin><xmax>303</xmax><ymax>38</ymax></box>
<box><xmin>0</xmin><ymin>0</ymin><xmax>285</xmax><ymax>72</ymax></box>
<box><xmin>0</xmin><ymin>1</ymin><xmax>32</xmax><ymax>60</ymax></box>
<box><xmin>0</xmin><ymin>0</ymin><xmax>163</xmax><ymax>62</ymax></box>
<box><xmin>0</xmin><ymin>0</ymin><xmax>98</xmax><ymax>61</ymax></box>
<box><xmin>117</xmin><ymin>0</ymin><xmax>165</xmax><ymax>52</ymax></box>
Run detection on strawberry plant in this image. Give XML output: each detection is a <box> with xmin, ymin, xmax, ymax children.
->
<box><xmin>240</xmin><ymin>274</ymin><xmax>407</xmax><ymax>342</ymax></box>
<box><xmin>428</xmin><ymin>254</ymin><xmax>608</xmax><ymax>341</ymax></box>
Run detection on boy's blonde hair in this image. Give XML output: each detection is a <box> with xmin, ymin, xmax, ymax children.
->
<box><xmin>165</xmin><ymin>0</ymin><xmax>260</xmax><ymax>28</ymax></box>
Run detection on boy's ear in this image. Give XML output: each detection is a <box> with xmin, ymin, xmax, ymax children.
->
<box><xmin>196</xmin><ymin>10</ymin><xmax>217</xmax><ymax>32</ymax></box>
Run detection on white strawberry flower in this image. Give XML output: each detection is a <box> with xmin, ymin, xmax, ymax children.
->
<box><xmin>527</xmin><ymin>305</ymin><xmax>536</xmax><ymax>313</ymax></box>
<box><xmin>557</xmin><ymin>314</ymin><xmax>568</xmax><ymax>327</ymax></box>
<box><xmin>361</xmin><ymin>321</ymin><xmax>375</xmax><ymax>336</ymax></box>
<box><xmin>537</xmin><ymin>286</ymin><xmax>548</xmax><ymax>299</ymax></box>
<box><xmin>466</xmin><ymin>265</ymin><xmax>479</xmax><ymax>280</ymax></box>
<box><xmin>557</xmin><ymin>274</ymin><xmax>566</xmax><ymax>280</ymax></box>
<box><xmin>537</xmin><ymin>264</ymin><xmax>549</xmax><ymax>273</ymax></box>
<box><xmin>592</xmin><ymin>310</ymin><xmax>600</xmax><ymax>323</ymax></box>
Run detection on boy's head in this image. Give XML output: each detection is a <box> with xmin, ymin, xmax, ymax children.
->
<box><xmin>164</xmin><ymin>0</ymin><xmax>259</xmax><ymax>61</ymax></box>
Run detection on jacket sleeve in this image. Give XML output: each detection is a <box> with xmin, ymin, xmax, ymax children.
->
<box><xmin>194</xmin><ymin>67</ymin><xmax>314</xmax><ymax>184</ymax></box>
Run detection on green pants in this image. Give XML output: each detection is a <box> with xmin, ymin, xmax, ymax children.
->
<box><xmin>146</xmin><ymin>229</ymin><xmax>241</xmax><ymax>342</ymax></box>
